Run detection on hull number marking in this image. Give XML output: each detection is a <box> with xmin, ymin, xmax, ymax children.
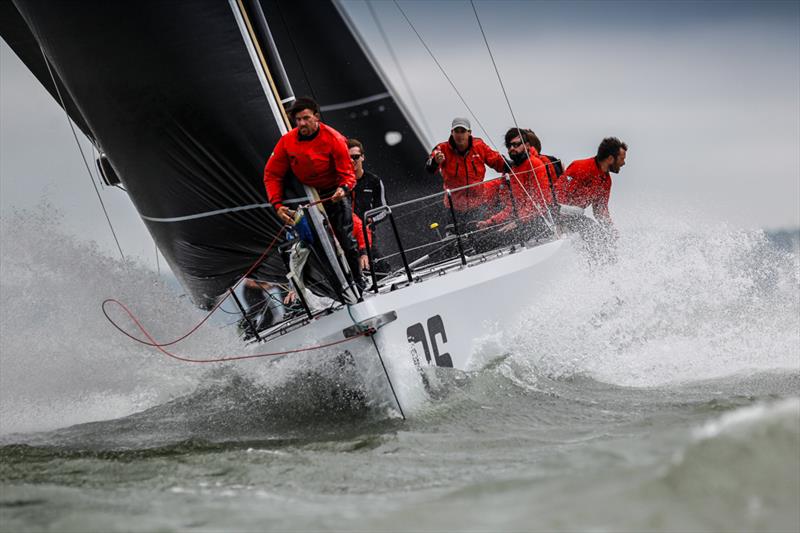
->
<box><xmin>406</xmin><ymin>315</ymin><xmax>453</xmax><ymax>368</ymax></box>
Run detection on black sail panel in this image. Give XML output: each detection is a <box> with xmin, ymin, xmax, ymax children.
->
<box><xmin>5</xmin><ymin>0</ymin><xmax>346</xmax><ymax>307</ymax></box>
<box><xmin>4</xmin><ymin>0</ymin><xmax>441</xmax><ymax>307</ymax></box>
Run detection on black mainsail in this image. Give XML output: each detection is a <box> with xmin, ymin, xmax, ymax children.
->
<box><xmin>2</xmin><ymin>0</ymin><xmax>439</xmax><ymax>307</ymax></box>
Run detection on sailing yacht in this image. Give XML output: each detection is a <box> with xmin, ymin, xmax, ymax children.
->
<box><xmin>1</xmin><ymin>0</ymin><xmax>577</xmax><ymax>414</ymax></box>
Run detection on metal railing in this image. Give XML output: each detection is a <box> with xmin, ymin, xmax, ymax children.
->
<box><xmin>361</xmin><ymin>168</ymin><xmax>559</xmax><ymax>293</ymax></box>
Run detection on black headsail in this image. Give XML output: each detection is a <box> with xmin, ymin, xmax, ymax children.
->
<box><xmin>2</xmin><ymin>0</ymin><xmax>438</xmax><ymax>307</ymax></box>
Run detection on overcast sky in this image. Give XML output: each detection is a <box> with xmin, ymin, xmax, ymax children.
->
<box><xmin>1</xmin><ymin>0</ymin><xmax>798</xmax><ymax>270</ymax></box>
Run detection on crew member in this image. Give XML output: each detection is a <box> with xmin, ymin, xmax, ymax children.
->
<box><xmin>523</xmin><ymin>129</ymin><xmax>563</xmax><ymax>200</ymax></box>
<box><xmin>556</xmin><ymin>137</ymin><xmax>627</xmax><ymax>232</ymax></box>
<box><xmin>425</xmin><ymin>117</ymin><xmax>507</xmax><ymax>225</ymax></box>
<box><xmin>477</xmin><ymin>128</ymin><xmax>556</xmax><ymax>240</ymax></box>
<box><xmin>348</xmin><ymin>139</ymin><xmax>388</xmax><ymax>222</ymax></box>
<box><xmin>263</xmin><ymin>97</ymin><xmax>364</xmax><ymax>288</ymax></box>
<box><xmin>348</xmin><ymin>138</ymin><xmax>391</xmax><ymax>277</ymax></box>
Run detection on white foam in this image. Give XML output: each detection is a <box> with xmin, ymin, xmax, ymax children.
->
<box><xmin>0</xmin><ymin>206</ymin><xmax>243</xmax><ymax>434</ymax></box>
<box><xmin>693</xmin><ymin>397</ymin><xmax>800</xmax><ymax>440</ymax></box>
<box><xmin>508</xmin><ymin>206</ymin><xmax>800</xmax><ymax>387</ymax></box>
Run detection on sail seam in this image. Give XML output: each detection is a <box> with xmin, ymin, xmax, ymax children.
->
<box><xmin>319</xmin><ymin>92</ymin><xmax>391</xmax><ymax>112</ymax></box>
<box><xmin>140</xmin><ymin>196</ymin><xmax>311</xmax><ymax>223</ymax></box>
<box><xmin>140</xmin><ymin>203</ymin><xmax>271</xmax><ymax>223</ymax></box>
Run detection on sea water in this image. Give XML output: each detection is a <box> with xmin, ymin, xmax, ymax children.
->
<box><xmin>1</xmin><ymin>205</ymin><xmax>798</xmax><ymax>532</ymax></box>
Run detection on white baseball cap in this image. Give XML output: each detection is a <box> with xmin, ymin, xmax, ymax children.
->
<box><xmin>451</xmin><ymin>117</ymin><xmax>471</xmax><ymax>130</ymax></box>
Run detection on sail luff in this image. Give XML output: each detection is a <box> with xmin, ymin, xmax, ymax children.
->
<box><xmin>332</xmin><ymin>0</ymin><xmax>432</xmax><ymax>149</ymax></box>
<box><xmin>229</xmin><ymin>0</ymin><xmax>290</xmax><ymax>135</ymax></box>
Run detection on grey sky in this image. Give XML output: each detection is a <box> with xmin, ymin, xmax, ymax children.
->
<box><xmin>1</xmin><ymin>0</ymin><xmax>798</xmax><ymax>270</ymax></box>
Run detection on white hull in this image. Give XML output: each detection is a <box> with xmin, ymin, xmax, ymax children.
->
<box><xmin>252</xmin><ymin>237</ymin><xmax>577</xmax><ymax>411</ymax></box>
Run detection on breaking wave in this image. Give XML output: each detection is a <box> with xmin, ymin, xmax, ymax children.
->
<box><xmin>0</xmin><ymin>205</ymin><xmax>239</xmax><ymax>435</ymax></box>
<box><xmin>508</xmin><ymin>208</ymin><xmax>800</xmax><ymax>387</ymax></box>
<box><xmin>1</xmin><ymin>203</ymin><xmax>798</xmax><ymax>437</ymax></box>
<box><xmin>649</xmin><ymin>398</ymin><xmax>800</xmax><ymax>530</ymax></box>
<box><xmin>0</xmin><ymin>205</ymin><xmax>393</xmax><ymax>438</ymax></box>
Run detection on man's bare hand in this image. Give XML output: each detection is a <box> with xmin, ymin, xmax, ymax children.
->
<box><xmin>433</xmin><ymin>150</ymin><xmax>445</xmax><ymax>164</ymax></box>
<box><xmin>330</xmin><ymin>187</ymin><xmax>346</xmax><ymax>203</ymax></box>
<box><xmin>359</xmin><ymin>254</ymin><xmax>370</xmax><ymax>270</ymax></box>
<box><xmin>277</xmin><ymin>206</ymin><xmax>295</xmax><ymax>225</ymax></box>
<box><xmin>499</xmin><ymin>221</ymin><xmax>518</xmax><ymax>233</ymax></box>
<box><xmin>475</xmin><ymin>220</ymin><xmax>491</xmax><ymax>229</ymax></box>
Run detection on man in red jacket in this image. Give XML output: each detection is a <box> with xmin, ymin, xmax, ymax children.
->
<box><xmin>477</xmin><ymin>128</ymin><xmax>556</xmax><ymax>241</ymax></box>
<box><xmin>425</xmin><ymin>117</ymin><xmax>507</xmax><ymax>226</ymax></box>
<box><xmin>263</xmin><ymin>97</ymin><xmax>363</xmax><ymax>288</ymax></box>
<box><xmin>556</xmin><ymin>137</ymin><xmax>627</xmax><ymax>231</ymax></box>
<box><xmin>556</xmin><ymin>137</ymin><xmax>627</xmax><ymax>262</ymax></box>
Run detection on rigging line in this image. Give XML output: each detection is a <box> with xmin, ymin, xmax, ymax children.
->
<box><xmin>275</xmin><ymin>4</ymin><xmax>315</xmax><ymax>101</ymax></box>
<box><xmin>366</xmin><ymin>0</ymin><xmax>435</xmax><ymax>144</ymax></box>
<box><xmin>391</xmin><ymin>0</ymin><xmax>497</xmax><ymax>150</ymax></box>
<box><xmin>37</xmin><ymin>46</ymin><xmax>126</xmax><ymax>260</ymax></box>
<box><xmin>391</xmin><ymin>0</ymin><xmax>551</xmax><ymax>231</ymax></box>
<box><xmin>469</xmin><ymin>0</ymin><xmax>556</xmax><ymax>230</ymax></box>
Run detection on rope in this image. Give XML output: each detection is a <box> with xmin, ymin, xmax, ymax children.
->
<box><xmin>469</xmin><ymin>0</ymin><xmax>557</xmax><ymax>230</ymax></box>
<box><xmin>106</xmin><ymin>294</ymin><xmax>373</xmax><ymax>363</ymax></box>
<box><xmin>391</xmin><ymin>0</ymin><xmax>496</xmax><ymax>148</ymax></box>
<box><xmin>102</xmin><ymin>226</ymin><xmax>288</xmax><ymax>347</ymax></box>
<box><xmin>37</xmin><ymin>44</ymin><xmax>126</xmax><ymax>260</ymax></box>
<box><xmin>391</xmin><ymin>1</ymin><xmax>555</xmax><ymax>232</ymax></box>
<box><xmin>102</xmin><ymin>191</ymin><xmax>338</xmax><ymax>348</ymax></box>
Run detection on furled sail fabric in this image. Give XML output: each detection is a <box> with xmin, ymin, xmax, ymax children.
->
<box><xmin>2</xmin><ymin>0</ymin><xmax>437</xmax><ymax>307</ymax></box>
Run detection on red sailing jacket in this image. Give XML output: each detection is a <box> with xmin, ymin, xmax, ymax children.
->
<box><xmin>555</xmin><ymin>157</ymin><xmax>612</xmax><ymax>226</ymax></box>
<box><xmin>263</xmin><ymin>122</ymin><xmax>356</xmax><ymax>210</ymax></box>
<box><xmin>484</xmin><ymin>149</ymin><xmax>555</xmax><ymax>226</ymax></box>
<box><xmin>427</xmin><ymin>136</ymin><xmax>507</xmax><ymax>212</ymax></box>
<box><xmin>352</xmin><ymin>213</ymin><xmax>372</xmax><ymax>251</ymax></box>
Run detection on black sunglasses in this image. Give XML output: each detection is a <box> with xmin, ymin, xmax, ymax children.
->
<box><xmin>507</xmin><ymin>140</ymin><xmax>524</xmax><ymax>149</ymax></box>
<box><xmin>351</xmin><ymin>154</ymin><xmax>363</xmax><ymax>160</ymax></box>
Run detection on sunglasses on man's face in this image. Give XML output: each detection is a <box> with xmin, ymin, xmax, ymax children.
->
<box><xmin>507</xmin><ymin>140</ymin><xmax>524</xmax><ymax>149</ymax></box>
<box><xmin>351</xmin><ymin>154</ymin><xmax>363</xmax><ymax>161</ymax></box>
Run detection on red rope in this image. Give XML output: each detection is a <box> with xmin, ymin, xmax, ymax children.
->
<box><xmin>101</xmin><ymin>192</ymin><xmax>350</xmax><ymax>361</ymax></box>
<box><xmin>102</xmin><ymin>225</ymin><xmax>288</xmax><ymax>347</ymax></box>
<box><xmin>104</xmin><ymin>296</ymin><xmax>372</xmax><ymax>363</ymax></box>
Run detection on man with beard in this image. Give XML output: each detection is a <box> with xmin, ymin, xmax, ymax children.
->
<box><xmin>263</xmin><ymin>97</ymin><xmax>364</xmax><ymax>289</ymax></box>
<box><xmin>556</xmin><ymin>137</ymin><xmax>627</xmax><ymax>234</ymax></box>
<box><xmin>555</xmin><ymin>137</ymin><xmax>628</xmax><ymax>262</ymax></box>
<box><xmin>476</xmin><ymin>128</ymin><xmax>556</xmax><ymax>241</ymax></box>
